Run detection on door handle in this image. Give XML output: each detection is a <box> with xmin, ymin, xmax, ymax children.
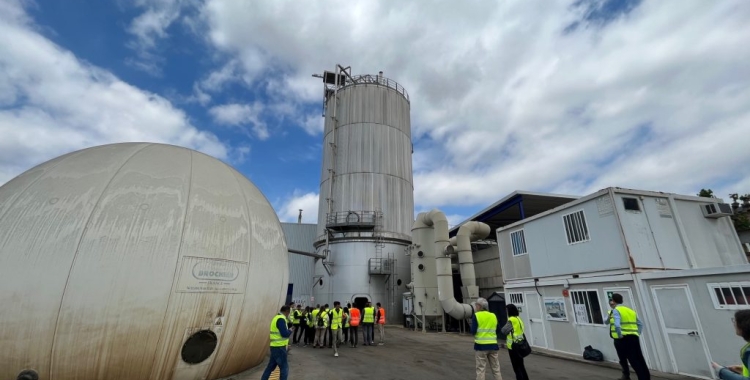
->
<box><xmin>687</xmin><ymin>331</ymin><xmax>698</xmax><ymax>337</ymax></box>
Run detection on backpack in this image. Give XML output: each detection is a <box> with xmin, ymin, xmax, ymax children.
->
<box><xmin>583</xmin><ymin>345</ymin><xmax>604</xmax><ymax>361</ymax></box>
<box><xmin>317</xmin><ymin>313</ymin><xmax>325</xmax><ymax>327</ymax></box>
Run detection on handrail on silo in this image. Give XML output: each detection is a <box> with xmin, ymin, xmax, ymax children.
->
<box><xmin>343</xmin><ymin>74</ymin><xmax>409</xmax><ymax>102</ymax></box>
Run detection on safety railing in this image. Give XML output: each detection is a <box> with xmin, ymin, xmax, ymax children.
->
<box><xmin>368</xmin><ymin>258</ymin><xmax>393</xmax><ymax>275</ymax></box>
<box><xmin>347</xmin><ymin>75</ymin><xmax>409</xmax><ymax>102</ymax></box>
<box><xmin>325</xmin><ymin>210</ymin><xmax>381</xmax><ymax>229</ymax></box>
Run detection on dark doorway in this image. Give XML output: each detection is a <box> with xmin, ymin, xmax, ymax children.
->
<box><xmin>487</xmin><ymin>292</ymin><xmax>507</xmax><ymax>328</ymax></box>
<box><xmin>353</xmin><ymin>297</ymin><xmax>369</xmax><ymax>311</ymax></box>
<box><xmin>285</xmin><ymin>284</ymin><xmax>293</xmax><ymax>305</ymax></box>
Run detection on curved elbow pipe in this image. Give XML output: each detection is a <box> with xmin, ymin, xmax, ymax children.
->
<box><xmin>421</xmin><ymin>209</ymin><xmax>474</xmax><ymax>320</ymax></box>
<box><xmin>455</xmin><ymin>221</ymin><xmax>491</xmax><ymax>305</ymax></box>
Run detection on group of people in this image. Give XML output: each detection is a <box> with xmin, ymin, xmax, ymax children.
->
<box><xmin>475</xmin><ymin>292</ymin><xmax>750</xmax><ymax>380</ymax></box>
<box><xmin>472</xmin><ymin>297</ymin><xmax>530</xmax><ymax>380</ymax></box>
<box><xmin>260</xmin><ymin>300</ymin><xmax>387</xmax><ymax>380</ymax></box>
<box><xmin>287</xmin><ymin>301</ymin><xmax>387</xmax><ymax>353</ymax></box>
<box><xmin>473</xmin><ymin>293</ymin><xmax>650</xmax><ymax>380</ymax></box>
<box><xmin>262</xmin><ymin>293</ymin><xmax>750</xmax><ymax>380</ymax></box>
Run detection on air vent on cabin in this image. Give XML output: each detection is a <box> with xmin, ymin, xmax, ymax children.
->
<box><xmin>701</xmin><ymin>202</ymin><xmax>733</xmax><ymax>218</ymax></box>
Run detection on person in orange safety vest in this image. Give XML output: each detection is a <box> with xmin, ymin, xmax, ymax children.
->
<box><xmin>376</xmin><ymin>302</ymin><xmax>386</xmax><ymax>346</ymax></box>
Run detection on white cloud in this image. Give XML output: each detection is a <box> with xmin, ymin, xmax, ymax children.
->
<box><xmin>0</xmin><ymin>0</ymin><xmax>232</xmax><ymax>185</ymax></box>
<box><xmin>126</xmin><ymin>0</ymin><xmax>196</xmax><ymax>75</ymax></box>
<box><xmin>209</xmin><ymin>103</ymin><xmax>269</xmax><ymax>140</ymax></box>
<box><xmin>194</xmin><ymin>0</ymin><xmax>750</xmax><ymax>208</ymax></box>
<box><xmin>277</xmin><ymin>191</ymin><xmax>319</xmax><ymax>223</ymax></box>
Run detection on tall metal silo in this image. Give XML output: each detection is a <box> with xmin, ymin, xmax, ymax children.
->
<box><xmin>312</xmin><ymin>66</ymin><xmax>413</xmax><ymax>323</ymax></box>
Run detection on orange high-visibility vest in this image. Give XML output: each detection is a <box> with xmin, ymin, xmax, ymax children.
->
<box><xmin>349</xmin><ymin>308</ymin><xmax>361</xmax><ymax>326</ymax></box>
<box><xmin>377</xmin><ymin>307</ymin><xmax>386</xmax><ymax>324</ymax></box>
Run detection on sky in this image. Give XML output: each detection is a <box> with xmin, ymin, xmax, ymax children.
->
<box><xmin>1</xmin><ymin>0</ymin><xmax>749</xmax><ymax>227</ymax></box>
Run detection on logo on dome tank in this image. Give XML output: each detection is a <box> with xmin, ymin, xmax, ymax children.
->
<box><xmin>176</xmin><ymin>257</ymin><xmax>248</xmax><ymax>294</ymax></box>
<box><xmin>192</xmin><ymin>260</ymin><xmax>240</xmax><ymax>281</ymax></box>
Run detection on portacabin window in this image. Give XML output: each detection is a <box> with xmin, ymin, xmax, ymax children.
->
<box><xmin>562</xmin><ymin>210</ymin><xmax>590</xmax><ymax>245</ymax></box>
<box><xmin>510</xmin><ymin>229</ymin><xmax>528</xmax><ymax>256</ymax></box>
<box><xmin>570</xmin><ymin>290</ymin><xmax>604</xmax><ymax>325</ymax></box>
<box><xmin>708</xmin><ymin>282</ymin><xmax>750</xmax><ymax>310</ymax></box>
<box><xmin>508</xmin><ymin>293</ymin><xmax>524</xmax><ymax>305</ymax></box>
<box><xmin>623</xmin><ymin>197</ymin><xmax>641</xmax><ymax>212</ymax></box>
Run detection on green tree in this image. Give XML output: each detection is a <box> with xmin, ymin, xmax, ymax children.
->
<box><xmin>697</xmin><ymin>188</ymin><xmax>715</xmax><ymax>198</ymax></box>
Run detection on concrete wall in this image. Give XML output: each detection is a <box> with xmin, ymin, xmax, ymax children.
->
<box><xmin>281</xmin><ymin>223</ymin><xmax>317</xmax><ymax>306</ymax></box>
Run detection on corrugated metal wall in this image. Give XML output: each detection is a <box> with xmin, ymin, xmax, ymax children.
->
<box><xmin>316</xmin><ymin>83</ymin><xmax>413</xmax><ymax>240</ymax></box>
<box><xmin>281</xmin><ymin>223</ymin><xmax>317</xmax><ymax>306</ymax></box>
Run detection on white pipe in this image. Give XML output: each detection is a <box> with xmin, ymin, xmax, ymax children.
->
<box><xmin>419</xmin><ymin>209</ymin><xmax>474</xmax><ymax>320</ymax></box>
<box><xmin>454</xmin><ymin>221</ymin><xmax>491</xmax><ymax>304</ymax></box>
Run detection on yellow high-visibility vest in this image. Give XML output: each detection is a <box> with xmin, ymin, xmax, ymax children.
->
<box><xmin>330</xmin><ymin>309</ymin><xmax>343</xmax><ymax>330</ymax></box>
<box><xmin>474</xmin><ymin>311</ymin><xmax>498</xmax><ymax>346</ymax></box>
<box><xmin>363</xmin><ymin>307</ymin><xmax>375</xmax><ymax>323</ymax></box>
<box><xmin>741</xmin><ymin>342</ymin><xmax>749</xmax><ymax>377</ymax></box>
<box><xmin>609</xmin><ymin>306</ymin><xmax>639</xmax><ymax>339</ymax></box>
<box><xmin>506</xmin><ymin>316</ymin><xmax>525</xmax><ymax>349</ymax></box>
<box><xmin>269</xmin><ymin>314</ymin><xmax>289</xmax><ymax>347</ymax></box>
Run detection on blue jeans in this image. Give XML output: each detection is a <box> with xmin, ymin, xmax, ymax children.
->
<box><xmin>261</xmin><ymin>347</ymin><xmax>288</xmax><ymax>380</ymax></box>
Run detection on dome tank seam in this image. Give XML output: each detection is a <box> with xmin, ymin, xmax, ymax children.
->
<box><xmin>48</xmin><ymin>143</ymin><xmax>152</xmax><ymax>376</ymax></box>
<box><xmin>149</xmin><ymin>146</ymin><xmax>194</xmax><ymax>376</ymax></box>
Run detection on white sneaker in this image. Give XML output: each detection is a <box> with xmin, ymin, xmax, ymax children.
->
<box><xmin>334</xmin><ymin>353</ymin><xmax>339</xmax><ymax>357</ymax></box>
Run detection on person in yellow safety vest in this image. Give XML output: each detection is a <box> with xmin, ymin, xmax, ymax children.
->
<box><xmin>261</xmin><ymin>305</ymin><xmax>291</xmax><ymax>380</ymax></box>
<box><xmin>292</xmin><ymin>304</ymin><xmax>303</xmax><ymax>346</ymax></box>
<box><xmin>608</xmin><ymin>293</ymin><xmax>650</xmax><ymax>380</ymax></box>
<box><xmin>330</xmin><ymin>301</ymin><xmax>344</xmax><ymax>357</ymax></box>
<box><xmin>712</xmin><ymin>310</ymin><xmax>750</xmax><ymax>380</ymax></box>
<box><xmin>313</xmin><ymin>305</ymin><xmax>327</xmax><ymax>348</ymax></box>
<box><xmin>471</xmin><ymin>297</ymin><xmax>502</xmax><ymax>380</ymax></box>
<box><xmin>323</xmin><ymin>303</ymin><xmax>333</xmax><ymax>348</ymax></box>
<box><xmin>501</xmin><ymin>304</ymin><xmax>529</xmax><ymax>380</ymax></box>
<box><xmin>343</xmin><ymin>306</ymin><xmax>350</xmax><ymax>345</ymax></box>
<box><xmin>376</xmin><ymin>302</ymin><xmax>386</xmax><ymax>345</ymax></box>
<box><xmin>304</xmin><ymin>306</ymin><xmax>314</xmax><ymax>346</ymax></box>
<box><xmin>362</xmin><ymin>302</ymin><xmax>376</xmax><ymax>346</ymax></box>
<box><xmin>308</xmin><ymin>305</ymin><xmax>318</xmax><ymax>346</ymax></box>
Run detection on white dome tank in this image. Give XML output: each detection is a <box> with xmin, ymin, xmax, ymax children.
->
<box><xmin>0</xmin><ymin>143</ymin><xmax>289</xmax><ymax>380</ymax></box>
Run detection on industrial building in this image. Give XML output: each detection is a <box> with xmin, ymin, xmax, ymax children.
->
<box><xmin>2</xmin><ymin>62</ymin><xmax>747</xmax><ymax>380</ymax></box>
<box><xmin>280</xmin><ymin>222</ymin><xmax>317</xmax><ymax>305</ymax></box>
<box><xmin>495</xmin><ymin>187</ymin><xmax>750</xmax><ymax>379</ymax></box>
<box><xmin>310</xmin><ymin>67</ymin><xmax>413</xmax><ymax>322</ymax></box>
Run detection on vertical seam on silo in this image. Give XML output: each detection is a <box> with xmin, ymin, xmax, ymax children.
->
<box><xmin>148</xmin><ymin>148</ymin><xmax>193</xmax><ymax>377</ymax></box>
<box><xmin>48</xmin><ymin>143</ymin><xmax>151</xmax><ymax>378</ymax></box>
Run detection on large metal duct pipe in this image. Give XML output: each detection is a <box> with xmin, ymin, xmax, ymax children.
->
<box><xmin>450</xmin><ymin>222</ymin><xmax>491</xmax><ymax>305</ymax></box>
<box><xmin>418</xmin><ymin>210</ymin><xmax>473</xmax><ymax>320</ymax></box>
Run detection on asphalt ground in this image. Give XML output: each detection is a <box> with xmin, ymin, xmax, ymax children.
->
<box><xmin>222</xmin><ymin>326</ymin><xmax>694</xmax><ymax>380</ymax></box>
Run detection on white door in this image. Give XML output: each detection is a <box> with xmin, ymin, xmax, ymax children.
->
<box><xmin>651</xmin><ymin>285</ymin><xmax>713</xmax><ymax>379</ymax></box>
<box><xmin>523</xmin><ymin>292</ymin><xmax>548</xmax><ymax>348</ymax></box>
<box><xmin>603</xmin><ymin>287</ymin><xmax>651</xmax><ymax>367</ymax></box>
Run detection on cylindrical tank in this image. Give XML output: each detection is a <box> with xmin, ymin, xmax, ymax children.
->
<box><xmin>410</xmin><ymin>221</ymin><xmax>441</xmax><ymax>317</ymax></box>
<box><xmin>313</xmin><ymin>74</ymin><xmax>413</xmax><ymax>322</ymax></box>
<box><xmin>0</xmin><ymin>143</ymin><xmax>288</xmax><ymax>380</ymax></box>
